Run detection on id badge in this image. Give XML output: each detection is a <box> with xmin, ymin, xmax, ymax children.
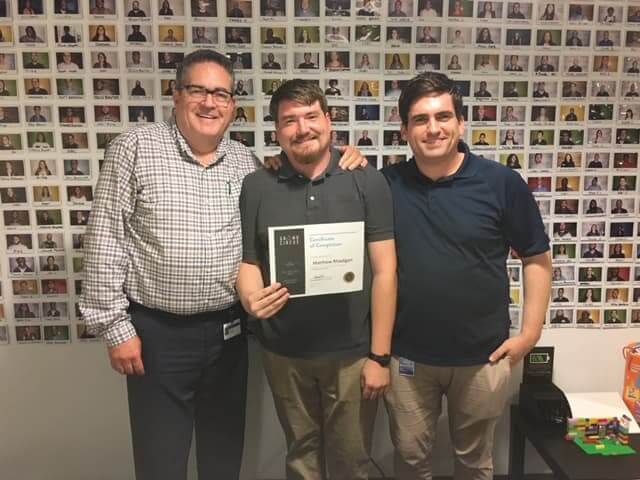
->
<box><xmin>223</xmin><ymin>318</ymin><xmax>242</xmax><ymax>340</ymax></box>
<box><xmin>398</xmin><ymin>357</ymin><xmax>415</xmax><ymax>377</ymax></box>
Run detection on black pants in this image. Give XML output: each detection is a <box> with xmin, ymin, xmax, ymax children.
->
<box><xmin>126</xmin><ymin>302</ymin><xmax>248</xmax><ymax>480</ymax></box>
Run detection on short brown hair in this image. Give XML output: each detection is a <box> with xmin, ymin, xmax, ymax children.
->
<box><xmin>269</xmin><ymin>79</ymin><xmax>327</xmax><ymax>124</ymax></box>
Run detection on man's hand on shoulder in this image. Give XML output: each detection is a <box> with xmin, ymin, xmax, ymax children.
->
<box><xmin>337</xmin><ymin>145</ymin><xmax>368</xmax><ymax>170</ymax></box>
<box><xmin>108</xmin><ymin>335</ymin><xmax>145</xmax><ymax>375</ymax></box>
<box><xmin>262</xmin><ymin>154</ymin><xmax>283</xmax><ymax>170</ymax></box>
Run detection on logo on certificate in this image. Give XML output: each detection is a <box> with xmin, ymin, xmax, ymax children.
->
<box><xmin>343</xmin><ymin>271</ymin><xmax>355</xmax><ymax>283</ymax></box>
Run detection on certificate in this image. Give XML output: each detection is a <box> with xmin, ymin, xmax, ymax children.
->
<box><xmin>268</xmin><ymin>221</ymin><xmax>364</xmax><ymax>298</ymax></box>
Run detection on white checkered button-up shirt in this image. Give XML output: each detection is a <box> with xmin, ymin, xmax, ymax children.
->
<box><xmin>80</xmin><ymin>119</ymin><xmax>260</xmax><ymax>346</ymax></box>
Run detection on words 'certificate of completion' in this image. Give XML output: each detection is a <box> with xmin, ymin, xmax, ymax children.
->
<box><xmin>268</xmin><ymin>221</ymin><xmax>364</xmax><ymax>298</ymax></box>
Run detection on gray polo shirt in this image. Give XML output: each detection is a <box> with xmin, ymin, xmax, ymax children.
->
<box><xmin>240</xmin><ymin>148</ymin><xmax>394</xmax><ymax>359</ymax></box>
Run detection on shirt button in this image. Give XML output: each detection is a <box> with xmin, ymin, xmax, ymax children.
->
<box><xmin>310</xmin><ymin>195</ymin><xmax>315</xmax><ymax>201</ymax></box>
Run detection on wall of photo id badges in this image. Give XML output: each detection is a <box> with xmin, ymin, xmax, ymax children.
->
<box><xmin>0</xmin><ymin>0</ymin><xmax>640</xmax><ymax>346</ymax></box>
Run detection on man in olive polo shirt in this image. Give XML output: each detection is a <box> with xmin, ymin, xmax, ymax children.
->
<box><xmin>237</xmin><ymin>79</ymin><xmax>397</xmax><ymax>479</ymax></box>
<box><xmin>382</xmin><ymin>72</ymin><xmax>552</xmax><ymax>479</ymax></box>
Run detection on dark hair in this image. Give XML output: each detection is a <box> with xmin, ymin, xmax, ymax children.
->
<box><xmin>270</xmin><ymin>79</ymin><xmax>327</xmax><ymax>124</ymax></box>
<box><xmin>175</xmin><ymin>49</ymin><xmax>234</xmax><ymax>89</ymax></box>
<box><xmin>398</xmin><ymin>71</ymin><xmax>463</xmax><ymax>125</ymax></box>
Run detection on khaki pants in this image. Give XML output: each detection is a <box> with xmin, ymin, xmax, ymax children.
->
<box><xmin>384</xmin><ymin>356</ymin><xmax>511</xmax><ymax>480</ymax></box>
<box><xmin>262</xmin><ymin>349</ymin><xmax>377</xmax><ymax>480</ymax></box>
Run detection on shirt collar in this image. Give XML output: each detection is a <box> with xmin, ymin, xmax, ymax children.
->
<box><xmin>277</xmin><ymin>147</ymin><xmax>344</xmax><ymax>181</ymax></box>
<box><xmin>408</xmin><ymin>140</ymin><xmax>477</xmax><ymax>183</ymax></box>
<box><xmin>170</xmin><ymin>116</ymin><xmax>230</xmax><ymax>167</ymax></box>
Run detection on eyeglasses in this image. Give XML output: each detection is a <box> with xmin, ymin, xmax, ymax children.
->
<box><xmin>181</xmin><ymin>84</ymin><xmax>234</xmax><ymax>106</ymax></box>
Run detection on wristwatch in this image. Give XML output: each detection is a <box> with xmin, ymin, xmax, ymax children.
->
<box><xmin>368</xmin><ymin>352</ymin><xmax>391</xmax><ymax>367</ymax></box>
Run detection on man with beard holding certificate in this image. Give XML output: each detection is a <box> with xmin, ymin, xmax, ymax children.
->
<box><xmin>237</xmin><ymin>79</ymin><xmax>396</xmax><ymax>479</ymax></box>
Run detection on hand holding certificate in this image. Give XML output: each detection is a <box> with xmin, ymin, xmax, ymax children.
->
<box><xmin>268</xmin><ymin>221</ymin><xmax>365</xmax><ymax>297</ymax></box>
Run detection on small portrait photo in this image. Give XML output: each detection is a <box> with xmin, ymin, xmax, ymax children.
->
<box><xmin>3</xmin><ymin>209</ymin><xmax>30</xmax><ymax>227</ymax></box>
<box><xmin>603</xmin><ymin>309</ymin><xmax>626</xmax><ymax>327</ymax></box>
<box><xmin>500</xmin><ymin>152</ymin><xmax>523</xmax><ymax>169</ymax></box>
<box><xmin>38</xmin><ymin>232</ymin><xmax>63</xmax><ymax>250</ymax></box>
<box><xmin>584</xmin><ymin>198</ymin><xmax>605</xmax><ymax>215</ymax></box>
<box><xmin>32</xmin><ymin>185</ymin><xmax>60</xmax><ymax>203</ymax></box>
<box><xmin>549</xmin><ymin>308</ymin><xmax>573</xmax><ymax>326</ymax></box>
<box><xmin>476</xmin><ymin>1</ymin><xmax>501</xmax><ymax>18</ymax></box>
<box><xmin>232</xmin><ymin>105</ymin><xmax>254</xmax><ymax>125</ymax></box>
<box><xmin>126</xmin><ymin>0</ymin><xmax>149</xmax><ymax>17</ymax></box>
<box><xmin>597</xmin><ymin>5</ymin><xmax>621</xmax><ymax>24</ymax></box>
<box><xmin>227</xmin><ymin>0</ymin><xmax>251</xmax><ymax>17</ymax></box>
<box><xmin>70</xmin><ymin>209</ymin><xmax>90</xmax><ymax>226</ymax></box>
<box><xmin>607</xmin><ymin>266</ymin><xmax>630</xmax><ymax>282</ymax></box>
<box><xmin>528</xmin><ymin>152</ymin><xmax>552</xmax><ymax>170</ymax></box>
<box><xmin>443</xmin><ymin>53</ymin><xmax>469</xmax><ymax>72</ymax></box>
<box><xmin>260</xmin><ymin>0</ymin><xmax>285</xmax><ymax>16</ymax></box>
<box><xmin>553</xmin><ymin>266</ymin><xmax>576</xmax><ymax>283</ymax></box>
<box><xmin>31</xmin><ymin>158</ymin><xmax>55</xmax><ymax>177</ymax></box>
<box><xmin>610</xmin><ymin>197</ymin><xmax>634</xmax><ymax>215</ymax></box>
<box><xmin>91</xmin><ymin>51</ymin><xmax>118</xmax><ymax>71</ymax></box>
<box><xmin>615</xmin><ymin>128</ymin><xmax>640</xmax><ymax>145</ymax></box>
<box><xmin>417</xmin><ymin>0</ymin><xmax>442</xmax><ymax>17</ymax></box>
<box><xmin>126</xmin><ymin>25</ymin><xmax>151</xmax><ymax>43</ymax></box>
<box><xmin>498</xmin><ymin>128</ymin><xmax>524</xmax><ymax>147</ymax></box>
<box><xmin>622</xmin><ymin>81</ymin><xmax>640</xmax><ymax>98</ymax></box>
<box><xmin>6</xmin><ymin>233</ymin><xmax>33</xmax><ymax>252</ymax></box>
<box><xmin>578</xmin><ymin>287</ymin><xmax>602</xmax><ymax>305</ymax></box>
<box><xmin>612</xmin><ymin>175</ymin><xmax>637</xmax><ymax>193</ymax></box>
<box><xmin>619</xmin><ymin>105</ymin><xmax>640</xmax><ymax>122</ymax></box>
<box><xmin>0</xmin><ymin>106</ymin><xmax>19</xmax><ymax>124</ymax></box>
<box><xmin>555</xmin><ymin>175</ymin><xmax>579</xmax><ymax>193</ymax></box>
<box><xmin>565</xmin><ymin>29</ymin><xmax>589</xmax><ymax>47</ymax></box>
<box><xmin>557</xmin><ymin>129</ymin><xmax>583</xmax><ymax>146</ymax></box>
<box><xmin>354</xmin><ymin>25</ymin><xmax>380</xmax><ymax>44</ymax></box>
<box><xmin>354</xmin><ymin>52</ymin><xmax>381</xmax><ymax>72</ymax></box>
<box><xmin>552</xmin><ymin>221</ymin><xmax>577</xmax><ymax>239</ymax></box>
<box><xmin>228</xmin><ymin>52</ymin><xmax>251</xmax><ymax>70</ymax></box>
<box><xmin>505</xmin><ymin>1</ymin><xmax>531</xmax><ymax>20</ymax></box>
<box><xmin>326</xmin><ymin>51</ymin><xmax>350</xmax><ymax>71</ymax></box>
<box><xmin>191</xmin><ymin>26</ymin><xmax>218</xmax><ymax>45</ymax></box>
<box><xmin>578</xmin><ymin>265</ymin><xmax>602</xmax><ymax>282</ymax></box>
<box><xmin>453</xmin><ymin>80</ymin><xmax>470</xmax><ymax>98</ymax></box>
<box><xmin>191</xmin><ymin>0</ymin><xmax>217</xmax><ymax>16</ymax></box>
<box><xmin>294</xmin><ymin>26</ymin><xmax>320</xmax><ymax>45</ymax></box>
<box><xmin>585</xmin><ymin>152</ymin><xmax>609</xmax><ymax>169</ymax></box>
<box><xmin>448</xmin><ymin>0</ymin><xmax>473</xmax><ymax>18</ymax></box>
<box><xmin>295</xmin><ymin>0</ymin><xmax>319</xmax><ymax>17</ymax></box>
<box><xmin>472</xmin><ymin>105</ymin><xmax>497</xmax><ymax>122</ymax></box>
<box><xmin>67</xmin><ymin>185</ymin><xmax>93</xmax><ymax>203</ymax></box>
<box><xmin>294</xmin><ymin>52</ymin><xmax>319</xmax><ymax>70</ymax></box>
<box><xmin>325</xmin><ymin>0</ymin><xmax>350</xmax><ymax>17</ymax></box>
<box><xmin>502</xmin><ymin>80</ymin><xmax>528</xmax><ymax>98</ymax></box>
<box><xmin>61</xmin><ymin>131</ymin><xmax>88</xmax><ymax>150</ymax></box>
<box><xmin>561</xmin><ymin>80</ymin><xmax>586</xmax><ymax>98</ymax></box>
<box><xmin>384</xmin><ymin>79</ymin><xmax>406</xmax><ymax>97</ymax></box>
<box><xmin>583</xmin><ymin>103</ymin><xmax>613</xmax><ymax>121</ymax></box>
<box><xmin>472</xmin><ymin>79</ymin><xmax>494</xmax><ymax>98</ymax></box>
<box><xmin>44</xmin><ymin>325</ymin><xmax>71</xmax><ymax>342</ymax></box>
<box><xmin>158</xmin><ymin>51</ymin><xmax>185</xmax><ymax>70</ymax></box>
<box><xmin>93</xmin><ymin>78</ymin><xmax>120</xmax><ymax>96</ymax></box>
<box><xmin>55</xmin><ymin>25</ymin><xmax>82</xmax><ymax>44</ymax></box>
<box><xmin>383</xmin><ymin>130</ymin><xmax>406</xmax><ymax>147</ymax></box>
<box><xmin>355</xmin><ymin>0</ymin><xmax>381</xmax><ymax>17</ymax></box>
<box><xmin>355</xmin><ymin>129</ymin><xmax>378</xmax><ymax>147</ymax></box>
<box><xmin>505</xmin><ymin>28</ymin><xmax>531</xmax><ymax>46</ymax></box>
<box><xmin>56</xmin><ymin>51</ymin><xmax>83</xmax><ymax>72</ymax></box>
<box><xmin>35</xmin><ymin>209</ymin><xmax>62</xmax><ymax>226</ymax></box>
<box><xmin>94</xmin><ymin>105</ymin><xmax>120</xmax><ymax>123</ymax></box>
<box><xmin>89</xmin><ymin>24</ymin><xmax>116</xmax><ymax>43</ymax></box>
<box><xmin>358</xmin><ymin>104</ymin><xmax>381</xmax><ymax>122</ymax></box>
<box><xmin>18</xmin><ymin>0</ymin><xmax>44</xmax><ymax>15</ymax></box>
<box><xmin>25</xmin><ymin>77</ymin><xmax>51</xmax><ymax>96</ymax></box>
<box><xmin>387</xmin><ymin>26</ymin><xmax>412</xmax><ymax>45</ymax></box>
<box><xmin>325</xmin><ymin>78</ymin><xmax>348</xmax><ymax>97</ymax></box>
<box><xmin>0</xmin><ymin>25</ymin><xmax>13</xmax><ymax>44</ymax></box>
<box><xmin>503</xmin><ymin>54</ymin><xmax>529</xmax><ymax>73</ymax></box>
<box><xmin>610</xmin><ymin>222</ymin><xmax>634</xmax><ymax>239</ymax></box>
<box><xmin>261</xmin><ymin>52</ymin><xmax>285</xmax><ymax>70</ymax></box>
<box><xmin>473</xmin><ymin>53</ymin><xmax>499</xmax><ymax>72</ymax></box>
<box><xmin>161</xmin><ymin>79</ymin><xmax>178</xmax><ymax>96</ymax></box>
<box><xmin>382</xmin><ymin>154</ymin><xmax>407</xmax><ymax>167</ymax></box>
<box><xmin>388</xmin><ymin>0</ymin><xmax>411</xmax><ymax>17</ymax></box>
<box><xmin>582</xmin><ymin>221</ymin><xmax>606</xmax><ymax>238</ymax></box>
<box><xmin>564</xmin><ymin>55</ymin><xmax>588</xmax><ymax>75</ymax></box>
<box><xmin>613</xmin><ymin>152</ymin><xmax>638</xmax><ymax>169</ymax></box>
<box><xmin>605</xmin><ymin>288</ymin><xmax>629</xmax><ymax>305</ymax></box>
<box><xmin>0</xmin><ymin>133</ymin><xmax>22</xmax><ymax>151</ymax></box>
<box><xmin>77</xmin><ymin>324</ymin><xmax>97</xmax><ymax>340</ymax></box>
<box><xmin>413</xmin><ymin>54</ymin><xmax>440</xmax><ymax>72</ymax></box>
<box><xmin>225</xmin><ymin>26</ymin><xmax>248</xmax><ymax>45</ymax></box>
<box><xmin>559</xmin><ymin>105</ymin><xmax>584</xmax><ymax>122</ymax></box>
<box><xmin>327</xmin><ymin>105</ymin><xmax>349</xmax><ymax>123</ymax></box>
<box><xmin>128</xmin><ymin>106</ymin><xmax>154</xmax><ymax>123</ymax></box>
<box><xmin>89</xmin><ymin>0</ymin><xmax>115</xmax><ymax>14</ymax></box>
<box><xmin>629</xmin><ymin>32</ymin><xmax>640</xmax><ymax>48</ymax></box>
<box><xmin>552</xmin><ymin>285</ymin><xmax>574</xmax><ymax>303</ymax></box>
<box><xmin>536</xmin><ymin>29</ymin><xmax>561</xmax><ymax>47</ymax></box>
<box><xmin>471</xmin><ymin>129</ymin><xmax>496</xmax><ymax>147</ymax></box>
<box><xmin>0</xmin><ymin>186</ymin><xmax>27</xmax><ymax>205</ymax></box>
<box><xmin>158</xmin><ymin>0</ymin><xmax>183</xmax><ymax>16</ymax></box>
<box><xmin>229</xmin><ymin>131</ymin><xmax>254</xmax><ymax>147</ymax></box>
<box><xmin>609</xmin><ymin>242</ymin><xmax>632</xmax><ymax>260</ymax></box>
<box><xmin>262</xmin><ymin>78</ymin><xmax>283</xmax><ymax>96</ymax></box>
<box><xmin>41</xmin><ymin>278</ymin><xmax>67</xmax><ymax>294</ymax></box>
<box><xmin>538</xmin><ymin>3</ymin><xmax>561</xmax><ymax>21</ymax></box>
<box><xmin>56</xmin><ymin>78</ymin><xmax>84</xmax><ymax>96</ymax></box>
<box><xmin>0</xmin><ymin>53</ymin><xmax>17</xmax><ymax>72</ymax></box>
<box><xmin>39</xmin><ymin>255</ymin><xmax>65</xmax><ymax>272</ymax></box>
<box><xmin>27</xmin><ymin>131</ymin><xmax>54</xmax><ymax>151</ymax></box>
<box><xmin>64</xmin><ymin>158</ymin><xmax>90</xmax><ymax>176</ymax></box>
<box><xmin>126</xmin><ymin>50</ymin><xmax>153</xmax><ymax>71</ymax></box>
<box><xmin>556</xmin><ymin>151</ymin><xmax>580</xmax><ymax>169</ymax></box>
<box><xmin>595</xmin><ymin>30</ymin><xmax>619</xmax><ymax>48</ymax></box>
<box><xmin>447</xmin><ymin>26</ymin><xmax>472</xmax><ymax>46</ymax></box>
<box><xmin>16</xmin><ymin>325</ymin><xmax>42</xmax><ymax>342</ymax></box>
<box><xmin>10</xmin><ymin>256</ymin><xmax>36</xmax><ymax>275</ymax></box>
<box><xmin>591</xmin><ymin>80</ymin><xmax>616</xmax><ymax>98</ymax></box>
<box><xmin>498</xmin><ymin>105</ymin><xmax>522</xmax><ymax>123</ymax></box>
<box><xmin>97</xmin><ymin>132</ymin><xmax>119</xmax><ymax>151</ymax></box>
<box><xmin>54</xmin><ymin>0</ymin><xmax>79</xmax><ymax>14</ymax></box>
<box><xmin>530</xmin><ymin>105</ymin><xmax>556</xmax><ymax>123</ymax></box>
<box><xmin>475</xmin><ymin>26</ymin><xmax>500</xmax><ymax>46</ymax></box>
<box><xmin>567</xmin><ymin>3</ymin><xmax>593</xmax><ymax>22</ymax></box>
<box><xmin>534</xmin><ymin>55</ymin><xmax>558</xmax><ymax>73</ymax></box>
<box><xmin>586</xmin><ymin>127</ymin><xmax>611</xmax><ymax>146</ymax></box>
<box><xmin>262</xmin><ymin>27</ymin><xmax>286</xmax><ymax>45</ymax></box>
<box><xmin>592</xmin><ymin>55</ymin><xmax>618</xmax><ymax>74</ymax></box>
<box><xmin>233</xmin><ymin>78</ymin><xmax>252</xmax><ymax>97</ymax></box>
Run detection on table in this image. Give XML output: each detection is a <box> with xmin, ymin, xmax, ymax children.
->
<box><xmin>509</xmin><ymin>404</ymin><xmax>640</xmax><ymax>480</ymax></box>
